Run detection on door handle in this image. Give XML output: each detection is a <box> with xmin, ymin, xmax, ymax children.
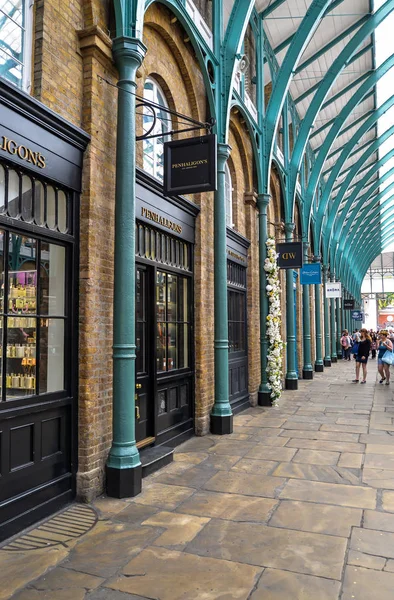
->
<box><xmin>136</xmin><ymin>404</ymin><xmax>140</xmax><ymax>420</ymax></box>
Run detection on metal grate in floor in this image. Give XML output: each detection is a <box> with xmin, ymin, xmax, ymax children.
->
<box><xmin>1</xmin><ymin>504</ymin><xmax>97</xmax><ymax>551</ymax></box>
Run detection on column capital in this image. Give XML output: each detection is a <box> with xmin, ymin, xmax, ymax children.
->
<box><xmin>284</xmin><ymin>222</ymin><xmax>295</xmax><ymax>234</ymax></box>
<box><xmin>112</xmin><ymin>36</ymin><xmax>147</xmax><ymax>72</ymax></box>
<box><xmin>217</xmin><ymin>143</ymin><xmax>232</xmax><ymax>162</ymax></box>
<box><xmin>257</xmin><ymin>193</ymin><xmax>271</xmax><ymax>207</ymax></box>
<box><xmin>303</xmin><ymin>241</ymin><xmax>310</xmax><ymax>251</ymax></box>
<box><xmin>312</xmin><ymin>254</ymin><xmax>321</xmax><ymax>263</ymax></box>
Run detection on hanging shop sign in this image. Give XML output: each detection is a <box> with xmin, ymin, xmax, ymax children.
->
<box><xmin>344</xmin><ymin>299</ymin><xmax>355</xmax><ymax>310</ymax></box>
<box><xmin>325</xmin><ymin>282</ymin><xmax>342</xmax><ymax>298</ymax></box>
<box><xmin>351</xmin><ymin>310</ymin><xmax>364</xmax><ymax>321</ymax></box>
<box><xmin>276</xmin><ymin>242</ymin><xmax>303</xmax><ymax>269</ymax></box>
<box><xmin>300</xmin><ymin>263</ymin><xmax>322</xmax><ymax>285</ymax></box>
<box><xmin>163</xmin><ymin>134</ymin><xmax>217</xmax><ymax>196</ymax></box>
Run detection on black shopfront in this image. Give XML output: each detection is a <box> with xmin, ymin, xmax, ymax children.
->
<box><xmin>0</xmin><ymin>79</ymin><xmax>88</xmax><ymax>541</ymax></box>
<box><xmin>227</xmin><ymin>229</ymin><xmax>250</xmax><ymax>413</ymax></box>
<box><xmin>135</xmin><ymin>171</ymin><xmax>198</xmax><ymax>451</ymax></box>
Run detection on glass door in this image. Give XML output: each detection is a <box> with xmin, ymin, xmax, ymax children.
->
<box><xmin>135</xmin><ymin>266</ymin><xmax>155</xmax><ymax>446</ymax></box>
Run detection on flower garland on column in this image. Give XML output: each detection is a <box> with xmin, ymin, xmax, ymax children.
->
<box><xmin>264</xmin><ymin>237</ymin><xmax>284</xmax><ymax>406</ymax></box>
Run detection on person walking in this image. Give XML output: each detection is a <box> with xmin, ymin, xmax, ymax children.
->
<box><xmin>371</xmin><ymin>333</ymin><xmax>377</xmax><ymax>359</ymax></box>
<box><xmin>352</xmin><ymin>330</ymin><xmax>361</xmax><ymax>360</ymax></box>
<box><xmin>340</xmin><ymin>330</ymin><xmax>352</xmax><ymax>361</ymax></box>
<box><xmin>377</xmin><ymin>329</ymin><xmax>393</xmax><ymax>385</ymax></box>
<box><xmin>353</xmin><ymin>328</ymin><xmax>371</xmax><ymax>384</ymax></box>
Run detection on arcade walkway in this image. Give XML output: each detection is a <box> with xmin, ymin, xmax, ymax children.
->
<box><xmin>1</xmin><ymin>361</ymin><xmax>394</xmax><ymax>600</ymax></box>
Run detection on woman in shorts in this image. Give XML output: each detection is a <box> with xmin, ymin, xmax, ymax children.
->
<box><xmin>377</xmin><ymin>330</ymin><xmax>393</xmax><ymax>385</ymax></box>
<box><xmin>353</xmin><ymin>328</ymin><xmax>371</xmax><ymax>384</ymax></box>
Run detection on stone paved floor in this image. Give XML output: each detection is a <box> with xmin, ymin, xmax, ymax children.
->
<box><xmin>2</xmin><ymin>360</ymin><xmax>394</xmax><ymax>599</ymax></box>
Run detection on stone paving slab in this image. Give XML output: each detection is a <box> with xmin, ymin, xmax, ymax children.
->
<box><xmin>342</xmin><ymin>566</ymin><xmax>394</xmax><ymax>600</ymax></box>
<box><xmin>186</xmin><ymin>519</ymin><xmax>347</xmax><ymax>579</ymax></box>
<box><xmin>3</xmin><ymin>360</ymin><xmax>394</xmax><ymax>599</ymax></box>
<box><xmin>107</xmin><ymin>547</ymin><xmax>261</xmax><ymax>600</ymax></box>
<box><xmin>268</xmin><ymin>500</ymin><xmax>361</xmax><ymax>536</ymax></box>
<box><xmin>250</xmin><ymin>568</ymin><xmax>341</xmax><ymax>600</ymax></box>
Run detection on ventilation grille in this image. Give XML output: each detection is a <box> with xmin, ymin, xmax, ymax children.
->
<box><xmin>1</xmin><ymin>504</ymin><xmax>97</xmax><ymax>551</ymax></box>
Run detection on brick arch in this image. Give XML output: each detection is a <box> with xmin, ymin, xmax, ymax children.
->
<box><xmin>269</xmin><ymin>165</ymin><xmax>284</xmax><ymax>228</ymax></box>
<box><xmin>143</xmin><ymin>4</ymin><xmax>201</xmax><ymax>123</ymax></box>
<box><xmin>141</xmin><ymin>73</ymin><xmax>177</xmax><ymax>125</ymax></box>
<box><xmin>229</xmin><ymin>116</ymin><xmax>252</xmax><ymax>194</ymax></box>
<box><xmin>83</xmin><ymin>0</ymin><xmax>110</xmax><ymax>31</ymax></box>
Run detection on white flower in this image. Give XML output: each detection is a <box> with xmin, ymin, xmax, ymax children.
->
<box><xmin>264</xmin><ymin>237</ymin><xmax>284</xmax><ymax>407</ymax></box>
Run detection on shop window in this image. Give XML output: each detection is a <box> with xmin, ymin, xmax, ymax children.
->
<box><xmin>225</xmin><ymin>163</ymin><xmax>233</xmax><ymax>227</ymax></box>
<box><xmin>228</xmin><ymin>289</ymin><xmax>246</xmax><ymax>353</ymax></box>
<box><xmin>0</xmin><ymin>233</ymin><xmax>66</xmax><ymax>399</ymax></box>
<box><xmin>156</xmin><ymin>272</ymin><xmax>190</xmax><ymax>373</ymax></box>
<box><xmin>0</xmin><ymin>0</ymin><xmax>34</xmax><ymax>91</ymax></box>
<box><xmin>0</xmin><ymin>165</ymin><xmax>70</xmax><ymax>233</ymax></box>
<box><xmin>143</xmin><ymin>78</ymin><xmax>171</xmax><ymax>183</ymax></box>
<box><xmin>136</xmin><ymin>222</ymin><xmax>191</xmax><ymax>272</ymax></box>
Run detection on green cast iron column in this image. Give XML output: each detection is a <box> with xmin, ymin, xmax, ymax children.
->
<box><xmin>314</xmin><ymin>260</ymin><xmax>324</xmax><ymax>372</ymax></box>
<box><xmin>322</xmin><ymin>265</ymin><xmax>332</xmax><ymax>367</ymax></box>
<box><xmin>285</xmin><ymin>222</ymin><xmax>298</xmax><ymax>390</ymax></box>
<box><xmin>336</xmin><ymin>296</ymin><xmax>342</xmax><ymax>358</ymax></box>
<box><xmin>330</xmin><ymin>274</ymin><xmax>338</xmax><ymax>363</ymax></box>
<box><xmin>302</xmin><ymin>242</ymin><xmax>313</xmax><ymax>379</ymax></box>
<box><xmin>106</xmin><ymin>37</ymin><xmax>146</xmax><ymax>498</ymax></box>
<box><xmin>210</xmin><ymin>143</ymin><xmax>233</xmax><ymax>434</ymax></box>
<box><xmin>257</xmin><ymin>193</ymin><xmax>272</xmax><ymax>405</ymax></box>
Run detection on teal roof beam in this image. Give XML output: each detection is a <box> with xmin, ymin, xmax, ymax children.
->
<box><xmin>303</xmin><ymin>57</ymin><xmax>394</xmax><ymax>240</ymax></box>
<box><xmin>332</xmin><ymin>160</ymin><xmax>378</xmax><ymax>193</ymax></box>
<box><xmin>294</xmin><ymin>15</ymin><xmax>369</xmax><ymax>76</ymax></box>
<box><xmin>330</xmin><ymin>150</ymin><xmax>377</xmax><ymax>183</ymax></box>
<box><xmin>263</xmin><ymin>0</ymin><xmax>333</xmax><ymax>192</ymax></box>
<box><xmin>321</xmin><ymin>72</ymin><xmax>372</xmax><ymax>113</ymax></box>
<box><xmin>323</xmin><ymin>137</ymin><xmax>374</xmax><ymax>168</ymax></box>
<box><xmin>221</xmin><ymin>0</ymin><xmax>255</xmax><ymax>138</ymax></box>
<box><xmin>261</xmin><ymin>0</ymin><xmax>287</xmax><ymax>18</ymax></box>
<box><xmin>310</xmin><ymin>92</ymin><xmax>374</xmax><ymax>141</ymax></box>
<box><xmin>311</xmin><ymin>95</ymin><xmax>394</xmax><ymax>246</ymax></box>
<box><xmin>324</xmin><ymin>159</ymin><xmax>394</xmax><ymax>261</ymax></box>
<box><xmin>273</xmin><ymin>0</ymin><xmax>346</xmax><ymax>56</ymax></box>
<box><xmin>113</xmin><ymin>0</ymin><xmax>145</xmax><ymax>38</ymax></box>
<box><xmin>287</xmin><ymin>3</ymin><xmax>393</xmax><ymax>222</ymax></box>
<box><xmin>335</xmin><ymin>188</ymin><xmax>394</xmax><ymax>273</ymax></box>
<box><xmin>294</xmin><ymin>42</ymin><xmax>374</xmax><ymax>105</ymax></box>
<box><xmin>322</xmin><ymin>163</ymin><xmax>394</xmax><ymax>270</ymax></box>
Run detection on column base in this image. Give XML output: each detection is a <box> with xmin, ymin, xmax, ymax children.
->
<box><xmin>285</xmin><ymin>378</ymin><xmax>298</xmax><ymax>390</ymax></box>
<box><xmin>302</xmin><ymin>369</ymin><xmax>313</xmax><ymax>380</ymax></box>
<box><xmin>210</xmin><ymin>414</ymin><xmax>233</xmax><ymax>435</ymax></box>
<box><xmin>314</xmin><ymin>362</ymin><xmax>324</xmax><ymax>373</ymax></box>
<box><xmin>331</xmin><ymin>356</ymin><xmax>338</xmax><ymax>363</ymax></box>
<box><xmin>106</xmin><ymin>464</ymin><xmax>142</xmax><ymax>499</ymax></box>
<box><xmin>258</xmin><ymin>390</ymin><xmax>273</xmax><ymax>406</ymax></box>
<box><xmin>337</xmin><ymin>351</ymin><xmax>342</xmax><ymax>359</ymax></box>
<box><xmin>324</xmin><ymin>358</ymin><xmax>332</xmax><ymax>367</ymax></box>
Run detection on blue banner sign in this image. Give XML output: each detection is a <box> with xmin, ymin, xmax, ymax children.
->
<box><xmin>300</xmin><ymin>263</ymin><xmax>322</xmax><ymax>285</ymax></box>
<box><xmin>351</xmin><ymin>310</ymin><xmax>364</xmax><ymax>321</ymax></box>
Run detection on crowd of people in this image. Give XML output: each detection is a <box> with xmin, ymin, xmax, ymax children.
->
<box><xmin>340</xmin><ymin>328</ymin><xmax>394</xmax><ymax>384</ymax></box>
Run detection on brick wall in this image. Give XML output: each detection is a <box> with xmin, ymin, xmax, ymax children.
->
<box><xmin>30</xmin><ymin>0</ymin><xmax>297</xmax><ymax>501</ymax></box>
